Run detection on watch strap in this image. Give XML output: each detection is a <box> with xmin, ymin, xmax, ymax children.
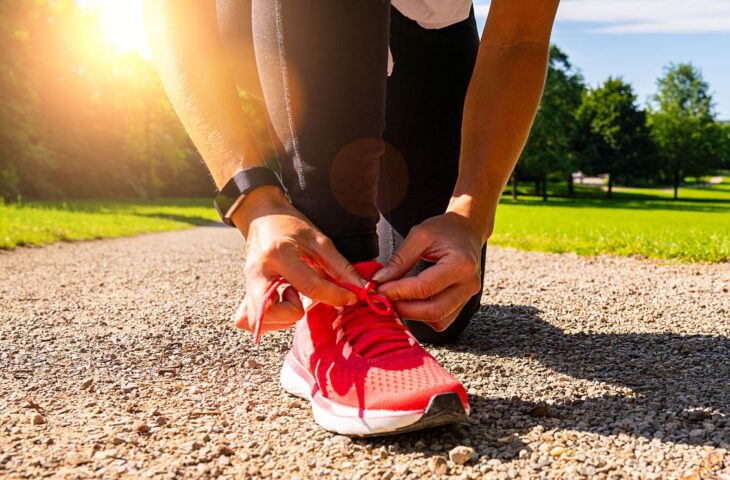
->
<box><xmin>214</xmin><ymin>167</ymin><xmax>285</xmax><ymax>227</ymax></box>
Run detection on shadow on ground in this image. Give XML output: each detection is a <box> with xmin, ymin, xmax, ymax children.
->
<box><xmin>366</xmin><ymin>304</ymin><xmax>729</xmax><ymax>459</ymax></box>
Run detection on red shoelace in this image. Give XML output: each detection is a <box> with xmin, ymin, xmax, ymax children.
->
<box><xmin>254</xmin><ymin>279</ymin><xmax>411</xmax><ymax>357</ymax></box>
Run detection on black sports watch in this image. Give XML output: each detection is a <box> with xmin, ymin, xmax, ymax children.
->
<box><xmin>214</xmin><ymin>167</ymin><xmax>286</xmax><ymax>227</ymax></box>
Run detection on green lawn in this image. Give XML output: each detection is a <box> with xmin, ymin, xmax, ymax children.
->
<box><xmin>0</xmin><ymin>199</ymin><xmax>219</xmax><ymax>250</ymax></box>
<box><xmin>2</xmin><ymin>178</ymin><xmax>729</xmax><ymax>262</ymax></box>
<box><xmin>492</xmin><ymin>177</ymin><xmax>730</xmax><ymax>263</ymax></box>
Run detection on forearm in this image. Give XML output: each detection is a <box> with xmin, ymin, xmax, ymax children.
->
<box><xmin>144</xmin><ymin>0</ymin><xmax>264</xmax><ymax>188</ymax></box>
<box><xmin>449</xmin><ymin>41</ymin><xmax>550</xmax><ymax>242</ymax></box>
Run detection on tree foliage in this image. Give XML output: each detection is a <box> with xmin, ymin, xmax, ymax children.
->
<box><xmin>576</xmin><ymin>77</ymin><xmax>655</xmax><ymax>196</ymax></box>
<box><xmin>517</xmin><ymin>46</ymin><xmax>585</xmax><ymax>198</ymax></box>
<box><xmin>0</xmin><ymin>0</ymin><xmax>212</xmax><ymax>200</ymax></box>
<box><xmin>648</xmin><ymin>63</ymin><xmax>723</xmax><ymax>199</ymax></box>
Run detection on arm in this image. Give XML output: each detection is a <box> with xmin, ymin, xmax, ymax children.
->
<box><xmin>374</xmin><ymin>0</ymin><xmax>559</xmax><ymax>329</ymax></box>
<box><xmin>144</xmin><ymin>1</ymin><xmax>362</xmax><ymax>334</ymax></box>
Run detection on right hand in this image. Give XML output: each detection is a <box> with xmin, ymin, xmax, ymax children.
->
<box><xmin>231</xmin><ymin>186</ymin><xmax>364</xmax><ymax>336</ymax></box>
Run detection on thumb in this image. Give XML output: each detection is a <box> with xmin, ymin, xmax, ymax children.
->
<box><xmin>373</xmin><ymin>228</ymin><xmax>429</xmax><ymax>283</ymax></box>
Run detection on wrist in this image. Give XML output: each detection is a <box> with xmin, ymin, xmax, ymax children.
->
<box><xmin>230</xmin><ymin>185</ymin><xmax>290</xmax><ymax>237</ymax></box>
<box><xmin>446</xmin><ymin>192</ymin><xmax>497</xmax><ymax>245</ymax></box>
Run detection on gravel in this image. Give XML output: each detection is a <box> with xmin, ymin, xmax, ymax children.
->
<box><xmin>1</xmin><ymin>225</ymin><xmax>728</xmax><ymax>479</ymax></box>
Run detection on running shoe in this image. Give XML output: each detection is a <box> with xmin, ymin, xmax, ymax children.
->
<box><xmin>258</xmin><ymin>261</ymin><xmax>469</xmax><ymax>436</ymax></box>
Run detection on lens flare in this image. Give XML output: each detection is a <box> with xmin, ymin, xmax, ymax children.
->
<box><xmin>78</xmin><ymin>0</ymin><xmax>150</xmax><ymax>59</ymax></box>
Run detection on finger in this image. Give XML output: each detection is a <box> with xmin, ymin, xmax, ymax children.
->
<box><xmin>377</xmin><ymin>261</ymin><xmax>463</xmax><ymax>301</ymax></box>
<box><xmin>233</xmin><ymin>298</ymin><xmax>249</xmax><ymax>330</ymax></box>
<box><xmin>234</xmin><ymin>286</ymin><xmax>303</xmax><ymax>332</ymax></box>
<box><xmin>257</xmin><ymin>299</ymin><xmax>303</xmax><ymax>332</ymax></box>
<box><xmin>428</xmin><ymin>310</ymin><xmax>460</xmax><ymax>333</ymax></box>
<box><xmin>277</xmin><ymin>254</ymin><xmax>357</xmax><ymax>306</ymax></box>
<box><xmin>372</xmin><ymin>228</ymin><xmax>430</xmax><ymax>284</ymax></box>
<box><xmin>313</xmin><ymin>238</ymin><xmax>365</xmax><ymax>287</ymax></box>
<box><xmin>392</xmin><ymin>284</ymin><xmax>470</xmax><ymax>323</ymax></box>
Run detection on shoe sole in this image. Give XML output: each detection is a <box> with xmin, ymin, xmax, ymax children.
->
<box><xmin>280</xmin><ymin>352</ymin><xmax>468</xmax><ymax>437</ymax></box>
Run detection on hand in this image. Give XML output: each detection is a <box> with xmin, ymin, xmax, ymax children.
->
<box><xmin>372</xmin><ymin>212</ymin><xmax>483</xmax><ymax>332</ymax></box>
<box><xmin>231</xmin><ymin>186</ymin><xmax>364</xmax><ymax>336</ymax></box>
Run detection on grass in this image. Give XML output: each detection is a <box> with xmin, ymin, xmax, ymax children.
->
<box><xmin>492</xmin><ymin>176</ymin><xmax>730</xmax><ymax>263</ymax></box>
<box><xmin>0</xmin><ymin>198</ymin><xmax>219</xmax><ymax>250</ymax></box>
<box><xmin>1</xmin><ymin>176</ymin><xmax>728</xmax><ymax>262</ymax></box>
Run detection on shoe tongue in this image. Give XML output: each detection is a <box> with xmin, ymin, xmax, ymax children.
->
<box><xmin>352</xmin><ymin>261</ymin><xmax>384</xmax><ymax>282</ymax></box>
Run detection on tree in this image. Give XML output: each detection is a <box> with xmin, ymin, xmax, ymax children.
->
<box><xmin>576</xmin><ymin>77</ymin><xmax>655</xmax><ymax>197</ymax></box>
<box><xmin>648</xmin><ymin>63</ymin><xmax>722</xmax><ymax>200</ymax></box>
<box><xmin>516</xmin><ymin>46</ymin><xmax>584</xmax><ymax>200</ymax></box>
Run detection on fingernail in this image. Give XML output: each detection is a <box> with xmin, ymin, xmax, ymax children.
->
<box><xmin>372</xmin><ymin>269</ymin><xmax>388</xmax><ymax>283</ymax></box>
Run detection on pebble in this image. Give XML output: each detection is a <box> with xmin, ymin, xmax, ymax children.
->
<box><xmin>449</xmin><ymin>446</ymin><xmax>475</xmax><ymax>465</ymax></box>
<box><xmin>429</xmin><ymin>456</ymin><xmax>449</xmax><ymax>475</ymax></box>
<box><xmin>133</xmin><ymin>421</ymin><xmax>150</xmax><ymax>434</ymax></box>
<box><xmin>550</xmin><ymin>446</ymin><xmax>568</xmax><ymax>457</ymax></box>
<box><xmin>331</xmin><ymin>435</ymin><xmax>353</xmax><ymax>449</ymax></box>
<box><xmin>80</xmin><ymin>378</ymin><xmax>93</xmax><ymax>389</ymax></box>
<box><xmin>216</xmin><ymin>445</ymin><xmax>235</xmax><ymax>457</ymax></box>
<box><xmin>30</xmin><ymin>413</ymin><xmax>45</xmax><ymax>425</ymax></box>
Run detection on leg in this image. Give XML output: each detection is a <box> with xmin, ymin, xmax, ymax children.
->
<box><xmin>252</xmin><ymin>0</ymin><xmax>390</xmax><ymax>263</ymax></box>
<box><xmin>378</xmin><ymin>7</ymin><xmax>483</xmax><ymax>344</ymax></box>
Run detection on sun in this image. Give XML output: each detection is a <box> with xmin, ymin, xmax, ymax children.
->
<box><xmin>79</xmin><ymin>0</ymin><xmax>151</xmax><ymax>59</ymax></box>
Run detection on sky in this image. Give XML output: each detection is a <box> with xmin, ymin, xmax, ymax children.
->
<box><xmin>474</xmin><ymin>0</ymin><xmax>730</xmax><ymax>119</ymax></box>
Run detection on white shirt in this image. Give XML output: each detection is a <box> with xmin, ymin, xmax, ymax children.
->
<box><xmin>392</xmin><ymin>0</ymin><xmax>472</xmax><ymax>29</ymax></box>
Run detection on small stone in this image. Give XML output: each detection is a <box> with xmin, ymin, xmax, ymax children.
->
<box><xmin>110</xmin><ymin>437</ymin><xmax>125</xmax><ymax>446</ymax></box>
<box><xmin>528</xmin><ymin>405</ymin><xmax>551</xmax><ymax>418</ymax></box>
<box><xmin>155</xmin><ymin>416</ymin><xmax>167</xmax><ymax>426</ymax></box>
<box><xmin>65</xmin><ymin>452</ymin><xmax>90</xmax><ymax>466</ymax></box>
<box><xmin>245</xmin><ymin>359</ymin><xmax>262</xmax><ymax>368</ymax></box>
<box><xmin>258</xmin><ymin>444</ymin><xmax>271</xmax><ymax>456</ymax></box>
<box><xmin>550</xmin><ymin>446</ymin><xmax>568</xmax><ymax>457</ymax></box>
<box><xmin>448</xmin><ymin>446</ymin><xmax>475</xmax><ymax>465</ymax></box>
<box><xmin>287</xmin><ymin>398</ymin><xmax>302</xmax><ymax>409</ymax></box>
<box><xmin>306</xmin><ymin>457</ymin><xmax>317</xmax><ymax>467</ymax></box>
<box><xmin>80</xmin><ymin>378</ymin><xmax>94</xmax><ymax>390</ymax></box>
<box><xmin>30</xmin><ymin>413</ymin><xmax>45</xmax><ymax>425</ymax></box>
<box><xmin>331</xmin><ymin>435</ymin><xmax>353</xmax><ymax>449</ymax></box>
<box><xmin>181</xmin><ymin>441</ymin><xmax>203</xmax><ymax>453</ymax></box>
<box><xmin>122</xmin><ymin>383</ymin><xmax>138</xmax><ymax>393</ymax></box>
<box><xmin>689</xmin><ymin>429</ymin><xmax>704</xmax><ymax>440</ymax></box>
<box><xmin>133</xmin><ymin>421</ymin><xmax>150</xmax><ymax>433</ymax></box>
<box><xmin>429</xmin><ymin>456</ymin><xmax>448</xmax><ymax>475</ymax></box>
<box><xmin>216</xmin><ymin>445</ymin><xmax>235</xmax><ymax>457</ymax></box>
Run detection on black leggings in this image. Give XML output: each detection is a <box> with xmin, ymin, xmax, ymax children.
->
<box><xmin>246</xmin><ymin>1</ymin><xmax>483</xmax><ymax>343</ymax></box>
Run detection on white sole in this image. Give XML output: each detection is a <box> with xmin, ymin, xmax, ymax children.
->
<box><xmin>279</xmin><ymin>352</ymin><xmax>468</xmax><ymax>437</ymax></box>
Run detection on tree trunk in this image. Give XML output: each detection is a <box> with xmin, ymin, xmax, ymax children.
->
<box><xmin>607</xmin><ymin>173</ymin><xmax>613</xmax><ymax>198</ymax></box>
<box><xmin>542</xmin><ymin>175</ymin><xmax>548</xmax><ymax>201</ymax></box>
<box><xmin>673</xmin><ymin>169</ymin><xmax>680</xmax><ymax>200</ymax></box>
<box><xmin>511</xmin><ymin>175</ymin><xmax>518</xmax><ymax>200</ymax></box>
<box><xmin>535</xmin><ymin>179</ymin><xmax>541</xmax><ymax>197</ymax></box>
<box><xmin>567</xmin><ymin>174</ymin><xmax>574</xmax><ymax>197</ymax></box>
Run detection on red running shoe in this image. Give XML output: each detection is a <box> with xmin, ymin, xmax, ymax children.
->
<box><xmin>258</xmin><ymin>261</ymin><xmax>469</xmax><ymax>436</ymax></box>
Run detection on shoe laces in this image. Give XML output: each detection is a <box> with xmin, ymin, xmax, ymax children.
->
<box><xmin>334</xmin><ymin>281</ymin><xmax>412</xmax><ymax>359</ymax></box>
<box><xmin>253</xmin><ymin>279</ymin><xmax>412</xmax><ymax>358</ymax></box>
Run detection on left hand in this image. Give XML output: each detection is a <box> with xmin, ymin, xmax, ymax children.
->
<box><xmin>372</xmin><ymin>212</ymin><xmax>484</xmax><ymax>332</ymax></box>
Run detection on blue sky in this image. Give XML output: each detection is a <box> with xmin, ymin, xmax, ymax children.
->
<box><xmin>474</xmin><ymin>0</ymin><xmax>730</xmax><ymax>119</ymax></box>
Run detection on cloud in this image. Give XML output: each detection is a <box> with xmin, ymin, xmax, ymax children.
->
<box><xmin>473</xmin><ymin>0</ymin><xmax>730</xmax><ymax>34</ymax></box>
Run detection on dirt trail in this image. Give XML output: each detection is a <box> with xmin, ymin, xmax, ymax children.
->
<box><xmin>1</xmin><ymin>226</ymin><xmax>728</xmax><ymax>479</ymax></box>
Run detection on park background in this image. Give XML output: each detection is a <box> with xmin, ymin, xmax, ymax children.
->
<box><xmin>1</xmin><ymin>0</ymin><xmax>728</xmax><ymax>262</ymax></box>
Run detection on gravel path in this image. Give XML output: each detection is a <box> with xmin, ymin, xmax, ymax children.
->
<box><xmin>1</xmin><ymin>226</ymin><xmax>728</xmax><ymax>479</ymax></box>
